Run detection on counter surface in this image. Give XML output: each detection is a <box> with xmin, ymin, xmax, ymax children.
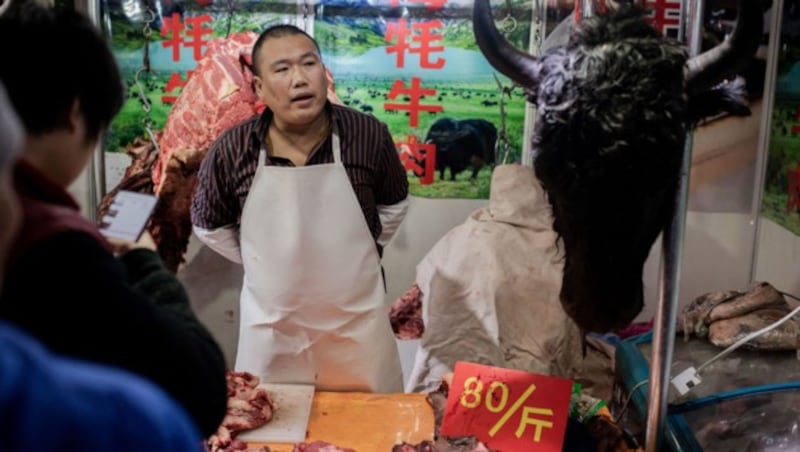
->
<box><xmin>253</xmin><ymin>391</ymin><xmax>436</xmax><ymax>451</ymax></box>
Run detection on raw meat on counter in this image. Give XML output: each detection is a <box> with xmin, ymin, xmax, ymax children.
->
<box><xmin>390</xmin><ymin>284</ymin><xmax>424</xmax><ymax>339</ymax></box>
<box><xmin>292</xmin><ymin>441</ymin><xmax>355</xmax><ymax>452</ymax></box>
<box><xmin>678</xmin><ymin>289</ymin><xmax>742</xmax><ymax>340</ymax></box>
<box><xmin>678</xmin><ymin>282</ymin><xmax>799</xmax><ymax>350</ymax></box>
<box><xmin>393</xmin><ymin>438</ymin><xmax>491</xmax><ymax>452</ymax></box>
<box><xmin>708</xmin><ymin>308</ymin><xmax>800</xmax><ymax>350</ymax></box>
<box><xmin>207</xmin><ymin>371</ymin><xmax>277</xmax><ymax>452</ymax></box>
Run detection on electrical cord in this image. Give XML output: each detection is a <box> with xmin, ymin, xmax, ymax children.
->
<box><xmin>615</xmin><ymin>379</ymin><xmax>648</xmax><ymax>424</ymax></box>
<box><xmin>694</xmin><ymin>290</ymin><xmax>800</xmax><ymax>376</ymax></box>
<box><xmin>616</xmin><ymin>290</ymin><xmax>800</xmax><ymax>423</ymax></box>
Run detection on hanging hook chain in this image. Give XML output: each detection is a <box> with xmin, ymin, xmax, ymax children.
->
<box><xmin>492</xmin><ymin>73</ymin><xmax>515</xmax><ymax>164</ymax></box>
<box><xmin>305</xmin><ymin>1</ymin><xmax>312</xmax><ymax>33</ymax></box>
<box><xmin>499</xmin><ymin>0</ymin><xmax>517</xmax><ymax>34</ymax></box>
<box><xmin>134</xmin><ymin>0</ymin><xmax>161</xmax><ymax>155</ymax></box>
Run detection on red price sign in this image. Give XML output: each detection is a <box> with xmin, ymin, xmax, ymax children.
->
<box><xmin>440</xmin><ymin>362</ymin><xmax>573</xmax><ymax>451</ymax></box>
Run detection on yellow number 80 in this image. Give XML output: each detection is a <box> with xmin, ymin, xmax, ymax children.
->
<box><xmin>459</xmin><ymin>377</ymin><xmax>509</xmax><ymax>413</ymax></box>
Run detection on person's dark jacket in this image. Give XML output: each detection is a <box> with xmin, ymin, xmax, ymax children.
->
<box><xmin>0</xmin><ymin>160</ymin><xmax>227</xmax><ymax>436</ymax></box>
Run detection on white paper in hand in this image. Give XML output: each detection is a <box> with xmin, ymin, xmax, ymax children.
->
<box><xmin>99</xmin><ymin>190</ymin><xmax>157</xmax><ymax>242</ymax></box>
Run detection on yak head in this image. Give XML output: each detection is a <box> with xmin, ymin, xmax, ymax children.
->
<box><xmin>473</xmin><ymin>1</ymin><xmax>762</xmax><ymax>332</ymax></box>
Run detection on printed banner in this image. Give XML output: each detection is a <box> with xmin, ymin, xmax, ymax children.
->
<box><xmin>762</xmin><ymin>2</ymin><xmax>800</xmax><ymax>235</ymax></box>
<box><xmin>101</xmin><ymin>0</ymin><xmax>537</xmax><ymax>199</ymax></box>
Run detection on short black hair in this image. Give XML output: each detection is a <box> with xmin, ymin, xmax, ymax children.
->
<box><xmin>0</xmin><ymin>1</ymin><xmax>124</xmax><ymax>142</ymax></box>
<box><xmin>251</xmin><ymin>24</ymin><xmax>321</xmax><ymax>76</ymax></box>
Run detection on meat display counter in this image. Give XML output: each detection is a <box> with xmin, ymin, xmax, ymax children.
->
<box><xmin>615</xmin><ymin>331</ymin><xmax>800</xmax><ymax>451</ymax></box>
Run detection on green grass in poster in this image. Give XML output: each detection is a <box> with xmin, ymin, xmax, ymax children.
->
<box><xmin>761</xmin><ymin>102</ymin><xmax>800</xmax><ymax>235</ymax></box>
<box><xmin>105</xmin><ymin>13</ymin><xmax>531</xmax><ymax>199</ymax></box>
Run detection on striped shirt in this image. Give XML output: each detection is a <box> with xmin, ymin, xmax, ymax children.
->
<box><xmin>190</xmin><ymin>102</ymin><xmax>409</xmax><ymax>246</ymax></box>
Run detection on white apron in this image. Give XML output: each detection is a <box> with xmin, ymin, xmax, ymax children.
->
<box><xmin>234</xmin><ymin>127</ymin><xmax>403</xmax><ymax>393</ymax></box>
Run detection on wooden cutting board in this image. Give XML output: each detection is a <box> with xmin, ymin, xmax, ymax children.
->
<box><xmin>251</xmin><ymin>392</ymin><xmax>435</xmax><ymax>451</ymax></box>
<box><xmin>236</xmin><ymin>384</ymin><xmax>316</xmax><ymax>444</ymax></box>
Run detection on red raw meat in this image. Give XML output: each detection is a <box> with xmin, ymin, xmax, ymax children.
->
<box><xmin>292</xmin><ymin>441</ymin><xmax>355</xmax><ymax>452</ymax></box>
<box><xmin>207</xmin><ymin>371</ymin><xmax>277</xmax><ymax>452</ymax></box>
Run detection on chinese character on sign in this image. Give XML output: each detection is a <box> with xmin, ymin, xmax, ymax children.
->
<box><xmin>385</xmin><ymin>19</ymin><xmax>445</xmax><ymax>69</ymax></box>
<box><xmin>642</xmin><ymin>0</ymin><xmax>681</xmax><ymax>37</ymax></box>
<box><xmin>384</xmin><ymin>77</ymin><xmax>443</xmax><ymax>127</ymax></box>
<box><xmin>161</xmin><ymin>70</ymin><xmax>195</xmax><ymax>104</ymax></box>
<box><xmin>791</xmin><ymin>105</ymin><xmax>800</xmax><ymax>135</ymax></box>
<box><xmin>388</xmin><ymin>0</ymin><xmax>447</xmax><ymax>10</ymax></box>
<box><xmin>398</xmin><ymin>135</ymin><xmax>436</xmax><ymax>185</ymax></box>
<box><xmin>787</xmin><ymin>165</ymin><xmax>800</xmax><ymax>215</ymax></box>
<box><xmin>160</xmin><ymin>13</ymin><xmax>213</xmax><ymax>62</ymax></box>
<box><xmin>159</xmin><ymin>11</ymin><xmax>213</xmax><ymax>104</ymax></box>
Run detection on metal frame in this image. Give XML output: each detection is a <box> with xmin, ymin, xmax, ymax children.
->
<box><xmin>521</xmin><ymin>0</ymin><xmax>547</xmax><ymax>168</ymax></box>
<box><xmin>750</xmin><ymin>0</ymin><xmax>786</xmax><ymax>281</ymax></box>
<box><xmin>644</xmin><ymin>0</ymin><xmax>703</xmax><ymax>448</ymax></box>
<box><xmin>75</xmin><ymin>0</ymin><xmax>103</xmax><ymax>221</ymax></box>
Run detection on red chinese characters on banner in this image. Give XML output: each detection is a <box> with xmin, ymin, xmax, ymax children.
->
<box><xmin>159</xmin><ymin>12</ymin><xmax>213</xmax><ymax>104</ymax></box>
<box><xmin>790</xmin><ymin>105</ymin><xmax>800</xmax><ymax>135</ymax></box>
<box><xmin>161</xmin><ymin>70</ymin><xmax>195</xmax><ymax>104</ymax></box>
<box><xmin>161</xmin><ymin>13</ymin><xmax>213</xmax><ymax>61</ymax></box>
<box><xmin>398</xmin><ymin>135</ymin><xmax>436</xmax><ymax>185</ymax></box>
<box><xmin>642</xmin><ymin>0</ymin><xmax>681</xmax><ymax>37</ymax></box>
<box><xmin>787</xmin><ymin>165</ymin><xmax>800</xmax><ymax>215</ymax></box>
<box><xmin>388</xmin><ymin>0</ymin><xmax>447</xmax><ymax>9</ymax></box>
<box><xmin>385</xmin><ymin>77</ymin><xmax>443</xmax><ymax>127</ymax></box>
<box><xmin>384</xmin><ymin>3</ymin><xmax>447</xmax><ymax>184</ymax></box>
<box><xmin>385</xmin><ymin>19</ymin><xmax>445</xmax><ymax>69</ymax></box>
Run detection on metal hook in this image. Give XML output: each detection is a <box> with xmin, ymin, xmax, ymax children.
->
<box><xmin>133</xmin><ymin>67</ymin><xmax>152</xmax><ymax>113</ymax></box>
<box><xmin>140</xmin><ymin>5</ymin><xmax>156</xmax><ymax>73</ymax></box>
<box><xmin>302</xmin><ymin>1</ymin><xmax>310</xmax><ymax>33</ymax></box>
<box><xmin>142</xmin><ymin>9</ymin><xmax>156</xmax><ymax>27</ymax></box>
<box><xmin>143</xmin><ymin>119</ymin><xmax>161</xmax><ymax>156</ymax></box>
<box><xmin>500</xmin><ymin>14</ymin><xmax>517</xmax><ymax>34</ymax></box>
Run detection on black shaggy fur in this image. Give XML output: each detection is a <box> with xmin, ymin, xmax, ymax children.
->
<box><xmin>530</xmin><ymin>7</ymin><xmax>749</xmax><ymax>332</ymax></box>
<box><xmin>473</xmin><ymin>0</ymin><xmax>759</xmax><ymax>332</ymax></box>
<box><xmin>528</xmin><ymin>7</ymin><xmax>688</xmax><ymax>331</ymax></box>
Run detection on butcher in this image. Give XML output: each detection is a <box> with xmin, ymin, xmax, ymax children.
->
<box><xmin>191</xmin><ymin>24</ymin><xmax>409</xmax><ymax>393</ymax></box>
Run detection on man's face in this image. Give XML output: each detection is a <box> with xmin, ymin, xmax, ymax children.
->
<box><xmin>253</xmin><ymin>34</ymin><xmax>328</xmax><ymax>128</ymax></box>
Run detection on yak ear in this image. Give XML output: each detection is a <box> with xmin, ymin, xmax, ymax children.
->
<box><xmin>684</xmin><ymin>0</ymin><xmax>763</xmax><ymax>95</ymax></box>
<box><xmin>687</xmin><ymin>76</ymin><xmax>750</xmax><ymax>124</ymax></box>
<box><xmin>472</xmin><ymin>0</ymin><xmax>543</xmax><ymax>91</ymax></box>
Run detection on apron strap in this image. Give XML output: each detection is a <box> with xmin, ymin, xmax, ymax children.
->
<box><xmin>260</xmin><ymin>123</ymin><xmax>340</xmax><ymax>164</ymax></box>
<box><xmin>332</xmin><ymin>123</ymin><xmax>341</xmax><ymax>164</ymax></box>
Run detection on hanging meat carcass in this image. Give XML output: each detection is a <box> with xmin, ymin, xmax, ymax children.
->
<box><xmin>472</xmin><ymin>0</ymin><xmax>763</xmax><ymax>332</ymax></box>
<box><xmin>149</xmin><ymin>32</ymin><xmax>262</xmax><ymax>272</ymax></box>
<box><xmin>101</xmin><ymin>32</ymin><xmax>341</xmax><ymax>272</ymax></box>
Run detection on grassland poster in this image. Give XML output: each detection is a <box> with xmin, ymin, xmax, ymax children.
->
<box><xmin>100</xmin><ymin>0</ymin><xmax>537</xmax><ymax>199</ymax></box>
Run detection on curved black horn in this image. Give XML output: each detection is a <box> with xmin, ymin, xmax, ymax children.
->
<box><xmin>685</xmin><ymin>0</ymin><xmax>763</xmax><ymax>95</ymax></box>
<box><xmin>472</xmin><ymin>0</ymin><xmax>541</xmax><ymax>89</ymax></box>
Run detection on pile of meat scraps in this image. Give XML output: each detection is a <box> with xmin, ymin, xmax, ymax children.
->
<box><xmin>292</xmin><ymin>441</ymin><xmax>354</xmax><ymax>451</ymax></box>
<box><xmin>207</xmin><ymin>371</ymin><xmax>277</xmax><ymax>452</ymax></box>
<box><xmin>390</xmin><ymin>283</ymin><xmax>424</xmax><ymax>340</ymax></box>
<box><xmin>678</xmin><ymin>282</ymin><xmax>800</xmax><ymax>350</ymax></box>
